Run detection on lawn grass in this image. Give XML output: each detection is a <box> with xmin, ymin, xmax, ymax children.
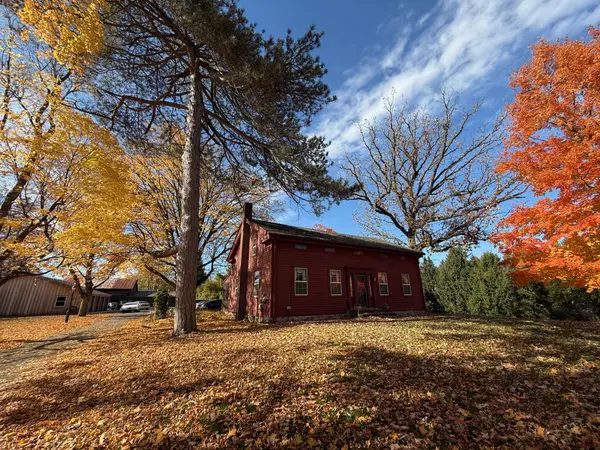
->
<box><xmin>0</xmin><ymin>314</ymin><xmax>114</xmax><ymax>350</ymax></box>
<box><xmin>0</xmin><ymin>313</ymin><xmax>598</xmax><ymax>449</ymax></box>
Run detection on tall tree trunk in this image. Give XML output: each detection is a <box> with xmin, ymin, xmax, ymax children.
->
<box><xmin>78</xmin><ymin>291</ymin><xmax>91</xmax><ymax>316</ymax></box>
<box><xmin>173</xmin><ymin>67</ymin><xmax>202</xmax><ymax>335</ymax></box>
<box><xmin>0</xmin><ymin>156</ymin><xmax>37</xmax><ymax>235</ymax></box>
<box><xmin>407</xmin><ymin>232</ymin><xmax>417</xmax><ymax>251</ymax></box>
<box><xmin>78</xmin><ymin>268</ymin><xmax>94</xmax><ymax>317</ymax></box>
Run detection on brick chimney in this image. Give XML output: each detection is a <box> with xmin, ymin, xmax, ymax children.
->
<box><xmin>235</xmin><ymin>203</ymin><xmax>253</xmax><ymax>320</ymax></box>
<box><xmin>243</xmin><ymin>202</ymin><xmax>253</xmax><ymax>221</ymax></box>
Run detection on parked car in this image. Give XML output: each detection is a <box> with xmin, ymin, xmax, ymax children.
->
<box><xmin>107</xmin><ymin>301</ymin><xmax>121</xmax><ymax>311</ymax></box>
<box><xmin>196</xmin><ymin>300</ymin><xmax>207</xmax><ymax>310</ymax></box>
<box><xmin>195</xmin><ymin>299</ymin><xmax>222</xmax><ymax>311</ymax></box>
<box><xmin>120</xmin><ymin>301</ymin><xmax>151</xmax><ymax>313</ymax></box>
<box><xmin>108</xmin><ymin>300</ymin><xmax>129</xmax><ymax>311</ymax></box>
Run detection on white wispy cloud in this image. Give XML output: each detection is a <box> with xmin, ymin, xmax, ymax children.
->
<box><xmin>316</xmin><ymin>0</ymin><xmax>600</xmax><ymax>158</ymax></box>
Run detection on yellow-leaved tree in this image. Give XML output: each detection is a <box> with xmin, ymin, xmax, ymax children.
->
<box><xmin>50</xmin><ymin>111</ymin><xmax>135</xmax><ymax>316</ymax></box>
<box><xmin>0</xmin><ymin>22</ymin><xmax>79</xmax><ymax>285</ymax></box>
<box><xmin>18</xmin><ymin>0</ymin><xmax>106</xmax><ymax>73</ymax></box>
<box><xmin>0</xmin><ymin>11</ymin><xmax>134</xmax><ymax>316</ymax></box>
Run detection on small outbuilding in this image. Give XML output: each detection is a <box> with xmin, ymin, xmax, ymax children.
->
<box><xmin>0</xmin><ymin>275</ymin><xmax>110</xmax><ymax>317</ymax></box>
<box><xmin>224</xmin><ymin>203</ymin><xmax>425</xmax><ymax>322</ymax></box>
<box><xmin>96</xmin><ymin>278</ymin><xmax>140</xmax><ymax>302</ymax></box>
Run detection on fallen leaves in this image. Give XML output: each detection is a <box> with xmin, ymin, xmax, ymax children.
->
<box><xmin>0</xmin><ymin>314</ymin><xmax>113</xmax><ymax>350</ymax></box>
<box><xmin>0</xmin><ymin>314</ymin><xmax>599</xmax><ymax>449</ymax></box>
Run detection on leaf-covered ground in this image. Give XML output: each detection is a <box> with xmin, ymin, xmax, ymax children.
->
<box><xmin>0</xmin><ymin>314</ymin><xmax>599</xmax><ymax>449</ymax></box>
<box><xmin>0</xmin><ymin>314</ymin><xmax>114</xmax><ymax>350</ymax></box>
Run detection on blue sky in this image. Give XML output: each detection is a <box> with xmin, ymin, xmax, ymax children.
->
<box><xmin>239</xmin><ymin>0</ymin><xmax>600</xmax><ymax>260</ymax></box>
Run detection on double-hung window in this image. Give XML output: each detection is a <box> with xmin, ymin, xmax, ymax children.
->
<box><xmin>401</xmin><ymin>273</ymin><xmax>412</xmax><ymax>296</ymax></box>
<box><xmin>294</xmin><ymin>268</ymin><xmax>308</xmax><ymax>296</ymax></box>
<box><xmin>253</xmin><ymin>271</ymin><xmax>260</xmax><ymax>297</ymax></box>
<box><xmin>55</xmin><ymin>296</ymin><xmax>67</xmax><ymax>307</ymax></box>
<box><xmin>329</xmin><ymin>270</ymin><xmax>342</xmax><ymax>296</ymax></box>
<box><xmin>378</xmin><ymin>272</ymin><xmax>389</xmax><ymax>296</ymax></box>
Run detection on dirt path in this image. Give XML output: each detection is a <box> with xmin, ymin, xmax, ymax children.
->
<box><xmin>0</xmin><ymin>313</ymin><xmax>145</xmax><ymax>388</ymax></box>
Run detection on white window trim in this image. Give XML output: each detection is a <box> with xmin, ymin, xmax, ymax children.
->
<box><xmin>401</xmin><ymin>274</ymin><xmax>412</xmax><ymax>296</ymax></box>
<box><xmin>378</xmin><ymin>272</ymin><xmax>389</xmax><ymax>296</ymax></box>
<box><xmin>253</xmin><ymin>270</ymin><xmax>260</xmax><ymax>297</ymax></box>
<box><xmin>294</xmin><ymin>267</ymin><xmax>308</xmax><ymax>296</ymax></box>
<box><xmin>54</xmin><ymin>296</ymin><xmax>67</xmax><ymax>307</ymax></box>
<box><xmin>252</xmin><ymin>237</ymin><xmax>257</xmax><ymax>256</ymax></box>
<box><xmin>329</xmin><ymin>269</ymin><xmax>342</xmax><ymax>296</ymax></box>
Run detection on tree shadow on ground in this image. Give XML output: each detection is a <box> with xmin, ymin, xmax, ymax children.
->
<box><xmin>1</xmin><ymin>316</ymin><xmax>599</xmax><ymax>449</ymax></box>
<box><xmin>418</xmin><ymin>316</ymin><xmax>600</xmax><ymax>365</ymax></box>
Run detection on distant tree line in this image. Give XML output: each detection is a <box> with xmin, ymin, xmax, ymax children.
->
<box><xmin>421</xmin><ymin>249</ymin><xmax>600</xmax><ymax>320</ymax></box>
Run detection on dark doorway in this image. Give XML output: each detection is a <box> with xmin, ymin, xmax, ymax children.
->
<box><xmin>355</xmin><ymin>274</ymin><xmax>369</xmax><ymax>308</ymax></box>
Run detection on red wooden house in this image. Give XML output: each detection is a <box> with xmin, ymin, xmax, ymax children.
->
<box><xmin>225</xmin><ymin>204</ymin><xmax>425</xmax><ymax>321</ymax></box>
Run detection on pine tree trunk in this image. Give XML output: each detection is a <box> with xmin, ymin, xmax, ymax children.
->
<box><xmin>173</xmin><ymin>67</ymin><xmax>202</xmax><ymax>335</ymax></box>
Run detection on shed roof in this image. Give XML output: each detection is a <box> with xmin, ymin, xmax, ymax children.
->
<box><xmin>36</xmin><ymin>276</ymin><xmax>111</xmax><ymax>297</ymax></box>
<box><xmin>92</xmin><ymin>290</ymin><xmax>111</xmax><ymax>298</ymax></box>
<box><xmin>253</xmin><ymin>219</ymin><xmax>423</xmax><ymax>256</ymax></box>
<box><xmin>96</xmin><ymin>278</ymin><xmax>137</xmax><ymax>290</ymax></box>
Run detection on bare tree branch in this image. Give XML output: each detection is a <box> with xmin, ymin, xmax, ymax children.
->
<box><xmin>342</xmin><ymin>90</ymin><xmax>524</xmax><ymax>253</ymax></box>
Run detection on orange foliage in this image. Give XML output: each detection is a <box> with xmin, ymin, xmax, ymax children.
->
<box><xmin>494</xmin><ymin>27</ymin><xmax>600</xmax><ymax>290</ymax></box>
<box><xmin>313</xmin><ymin>224</ymin><xmax>336</xmax><ymax>233</ymax></box>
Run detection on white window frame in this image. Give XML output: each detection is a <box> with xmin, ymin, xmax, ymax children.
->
<box><xmin>55</xmin><ymin>296</ymin><xmax>67</xmax><ymax>307</ymax></box>
<box><xmin>294</xmin><ymin>267</ymin><xmax>308</xmax><ymax>296</ymax></box>
<box><xmin>401</xmin><ymin>273</ymin><xmax>412</xmax><ymax>296</ymax></box>
<box><xmin>252</xmin><ymin>237</ymin><xmax>257</xmax><ymax>257</ymax></box>
<box><xmin>378</xmin><ymin>272</ymin><xmax>389</xmax><ymax>296</ymax></box>
<box><xmin>329</xmin><ymin>269</ymin><xmax>342</xmax><ymax>296</ymax></box>
<box><xmin>253</xmin><ymin>270</ymin><xmax>260</xmax><ymax>297</ymax></box>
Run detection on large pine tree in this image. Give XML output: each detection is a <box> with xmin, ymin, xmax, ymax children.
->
<box><xmin>436</xmin><ymin>248</ymin><xmax>471</xmax><ymax>313</ymax></box>
<box><xmin>420</xmin><ymin>257</ymin><xmax>440</xmax><ymax>312</ymax></box>
<box><xmin>467</xmin><ymin>253</ymin><xmax>516</xmax><ymax>316</ymax></box>
<box><xmin>19</xmin><ymin>0</ymin><xmax>352</xmax><ymax>335</ymax></box>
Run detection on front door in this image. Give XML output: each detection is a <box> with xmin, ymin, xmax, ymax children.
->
<box><xmin>355</xmin><ymin>274</ymin><xmax>369</xmax><ymax>308</ymax></box>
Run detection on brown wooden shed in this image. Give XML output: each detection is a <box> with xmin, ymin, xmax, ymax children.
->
<box><xmin>0</xmin><ymin>275</ymin><xmax>111</xmax><ymax>317</ymax></box>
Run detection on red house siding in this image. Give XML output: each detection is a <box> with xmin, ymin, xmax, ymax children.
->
<box><xmin>225</xmin><ymin>223</ymin><xmax>274</xmax><ymax>321</ymax></box>
<box><xmin>225</xmin><ymin>204</ymin><xmax>424</xmax><ymax>321</ymax></box>
<box><xmin>244</xmin><ymin>224</ymin><xmax>273</xmax><ymax>320</ymax></box>
<box><xmin>272</xmin><ymin>239</ymin><xmax>424</xmax><ymax>318</ymax></box>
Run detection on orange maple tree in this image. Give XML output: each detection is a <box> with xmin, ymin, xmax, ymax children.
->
<box><xmin>493</xmin><ymin>26</ymin><xmax>600</xmax><ymax>290</ymax></box>
<box><xmin>313</xmin><ymin>224</ymin><xmax>336</xmax><ymax>233</ymax></box>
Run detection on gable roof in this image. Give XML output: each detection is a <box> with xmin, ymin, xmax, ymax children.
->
<box><xmin>16</xmin><ymin>275</ymin><xmax>111</xmax><ymax>297</ymax></box>
<box><xmin>253</xmin><ymin>219</ymin><xmax>423</xmax><ymax>256</ymax></box>
<box><xmin>96</xmin><ymin>278</ymin><xmax>137</xmax><ymax>290</ymax></box>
